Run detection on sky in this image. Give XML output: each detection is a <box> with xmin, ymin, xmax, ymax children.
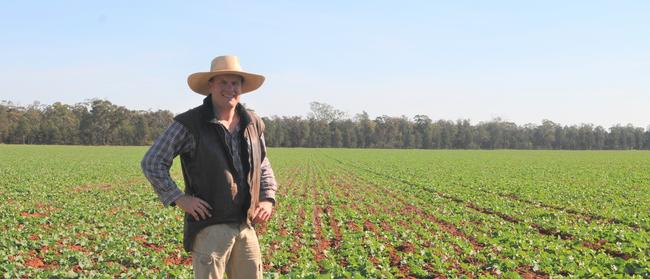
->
<box><xmin>1</xmin><ymin>1</ymin><xmax>649</xmax><ymax>128</ymax></box>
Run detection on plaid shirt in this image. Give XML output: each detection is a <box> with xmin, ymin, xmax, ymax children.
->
<box><xmin>141</xmin><ymin>121</ymin><xmax>278</xmax><ymax>207</ymax></box>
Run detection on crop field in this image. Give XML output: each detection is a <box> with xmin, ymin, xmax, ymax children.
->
<box><xmin>1</xmin><ymin>145</ymin><xmax>649</xmax><ymax>278</ymax></box>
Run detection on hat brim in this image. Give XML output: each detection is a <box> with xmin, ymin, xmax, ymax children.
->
<box><xmin>187</xmin><ymin>70</ymin><xmax>265</xmax><ymax>96</ymax></box>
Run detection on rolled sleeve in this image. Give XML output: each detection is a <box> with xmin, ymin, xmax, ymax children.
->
<box><xmin>258</xmin><ymin>134</ymin><xmax>278</xmax><ymax>204</ymax></box>
<box><xmin>259</xmin><ymin>156</ymin><xmax>278</xmax><ymax>203</ymax></box>
<box><xmin>141</xmin><ymin>121</ymin><xmax>194</xmax><ymax>207</ymax></box>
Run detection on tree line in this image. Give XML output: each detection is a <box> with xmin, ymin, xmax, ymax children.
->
<box><xmin>1</xmin><ymin>100</ymin><xmax>648</xmax><ymax>149</ymax></box>
<box><xmin>263</xmin><ymin>102</ymin><xmax>649</xmax><ymax>150</ymax></box>
<box><xmin>0</xmin><ymin>100</ymin><xmax>173</xmax><ymax>145</ymax></box>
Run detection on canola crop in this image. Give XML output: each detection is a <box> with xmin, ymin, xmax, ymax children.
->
<box><xmin>1</xmin><ymin>146</ymin><xmax>648</xmax><ymax>278</ymax></box>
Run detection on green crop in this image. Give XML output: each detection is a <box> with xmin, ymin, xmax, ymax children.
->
<box><xmin>1</xmin><ymin>146</ymin><xmax>648</xmax><ymax>278</ymax></box>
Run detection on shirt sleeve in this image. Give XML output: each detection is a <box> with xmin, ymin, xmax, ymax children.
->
<box><xmin>259</xmin><ymin>134</ymin><xmax>278</xmax><ymax>204</ymax></box>
<box><xmin>141</xmin><ymin>121</ymin><xmax>195</xmax><ymax>207</ymax></box>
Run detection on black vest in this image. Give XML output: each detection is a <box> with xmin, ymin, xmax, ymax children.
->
<box><xmin>174</xmin><ymin>96</ymin><xmax>265</xmax><ymax>252</ymax></box>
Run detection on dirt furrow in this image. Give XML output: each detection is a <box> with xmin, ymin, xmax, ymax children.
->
<box><xmin>329</xmin><ymin>172</ymin><xmax>476</xmax><ymax>277</ymax></box>
<box><xmin>333</xmin><ymin>157</ymin><xmax>635</xmax><ymax>261</ymax></box>
<box><xmin>329</xmin><ymin>158</ymin><xmax>551</xmax><ymax>278</ymax></box>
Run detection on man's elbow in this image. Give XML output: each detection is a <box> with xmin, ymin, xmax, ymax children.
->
<box><xmin>140</xmin><ymin>155</ymin><xmax>152</xmax><ymax>177</ymax></box>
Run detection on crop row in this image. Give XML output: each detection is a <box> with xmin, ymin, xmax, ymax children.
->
<box><xmin>2</xmin><ymin>146</ymin><xmax>648</xmax><ymax>278</ymax></box>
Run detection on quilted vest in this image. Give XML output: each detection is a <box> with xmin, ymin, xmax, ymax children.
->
<box><xmin>174</xmin><ymin>96</ymin><xmax>265</xmax><ymax>252</ymax></box>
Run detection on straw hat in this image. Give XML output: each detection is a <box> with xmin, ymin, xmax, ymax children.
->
<box><xmin>187</xmin><ymin>55</ymin><xmax>265</xmax><ymax>95</ymax></box>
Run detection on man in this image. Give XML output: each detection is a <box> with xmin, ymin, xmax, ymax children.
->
<box><xmin>141</xmin><ymin>55</ymin><xmax>277</xmax><ymax>279</ymax></box>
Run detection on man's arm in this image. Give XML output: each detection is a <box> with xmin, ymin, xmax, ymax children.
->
<box><xmin>140</xmin><ymin>121</ymin><xmax>194</xmax><ymax>207</ymax></box>
<box><xmin>253</xmin><ymin>134</ymin><xmax>278</xmax><ymax>224</ymax></box>
<box><xmin>259</xmin><ymin>134</ymin><xmax>278</xmax><ymax>204</ymax></box>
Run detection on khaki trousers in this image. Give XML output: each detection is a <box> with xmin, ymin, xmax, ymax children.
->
<box><xmin>192</xmin><ymin>222</ymin><xmax>263</xmax><ymax>279</ymax></box>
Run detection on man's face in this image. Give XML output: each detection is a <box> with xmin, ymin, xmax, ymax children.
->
<box><xmin>208</xmin><ymin>74</ymin><xmax>243</xmax><ymax>111</ymax></box>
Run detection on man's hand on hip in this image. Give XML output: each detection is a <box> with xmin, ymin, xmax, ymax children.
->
<box><xmin>175</xmin><ymin>195</ymin><xmax>212</xmax><ymax>221</ymax></box>
<box><xmin>253</xmin><ymin>200</ymin><xmax>274</xmax><ymax>224</ymax></box>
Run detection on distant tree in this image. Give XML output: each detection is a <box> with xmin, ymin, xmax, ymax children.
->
<box><xmin>288</xmin><ymin>116</ymin><xmax>310</xmax><ymax>147</ymax></box>
<box><xmin>429</xmin><ymin>121</ymin><xmax>443</xmax><ymax>149</ymax></box>
<box><xmin>340</xmin><ymin>119</ymin><xmax>358</xmax><ymax>148</ymax></box>
<box><xmin>355</xmin><ymin>111</ymin><xmax>374</xmax><ymax>148</ymax></box>
<box><xmin>577</xmin><ymin>124</ymin><xmax>594</xmax><ymax>150</ymax></box>
<box><xmin>308</xmin><ymin>118</ymin><xmax>329</xmax><ymax>147</ymax></box>
<box><xmin>593</xmin><ymin>126</ymin><xmax>606</xmax><ymax>149</ymax></box>
<box><xmin>516</xmin><ymin>124</ymin><xmax>534</xmax><ymax>149</ymax></box>
<box><xmin>476</xmin><ymin>124</ymin><xmax>490</xmax><ymax>149</ymax></box>
<box><xmin>13</xmin><ymin>103</ymin><xmax>43</xmax><ymax>144</ymax></box>
<box><xmin>330</xmin><ymin>122</ymin><xmax>343</xmax><ymax>148</ymax></box>
<box><xmin>132</xmin><ymin>114</ymin><xmax>149</xmax><ymax>145</ymax></box>
<box><xmin>261</xmin><ymin>116</ymin><xmax>282</xmax><ymax>147</ymax></box>
<box><xmin>437</xmin><ymin>120</ymin><xmax>456</xmax><ymax>149</ymax></box>
<box><xmin>145</xmin><ymin>110</ymin><xmax>174</xmax><ymax>144</ymax></box>
<box><xmin>40</xmin><ymin>102</ymin><xmax>80</xmax><ymax>144</ymax></box>
<box><xmin>453</xmin><ymin>119</ymin><xmax>473</xmax><ymax>149</ymax></box>
<box><xmin>633</xmin><ymin>127</ymin><xmax>645</xmax><ymax>150</ymax></box>
<box><xmin>413</xmin><ymin>115</ymin><xmax>432</xmax><ymax>149</ymax></box>
<box><xmin>0</xmin><ymin>101</ymin><xmax>12</xmax><ymax>142</ymax></box>
<box><xmin>533</xmin><ymin>120</ymin><xmax>557</xmax><ymax>149</ymax></box>
<box><xmin>398</xmin><ymin>116</ymin><xmax>415</xmax><ymax>149</ymax></box>
<box><xmin>308</xmin><ymin>102</ymin><xmax>346</xmax><ymax>122</ymax></box>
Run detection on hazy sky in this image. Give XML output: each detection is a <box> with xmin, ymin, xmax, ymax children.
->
<box><xmin>1</xmin><ymin>1</ymin><xmax>648</xmax><ymax>128</ymax></box>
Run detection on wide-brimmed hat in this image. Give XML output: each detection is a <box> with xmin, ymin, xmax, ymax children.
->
<box><xmin>187</xmin><ymin>55</ymin><xmax>265</xmax><ymax>95</ymax></box>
